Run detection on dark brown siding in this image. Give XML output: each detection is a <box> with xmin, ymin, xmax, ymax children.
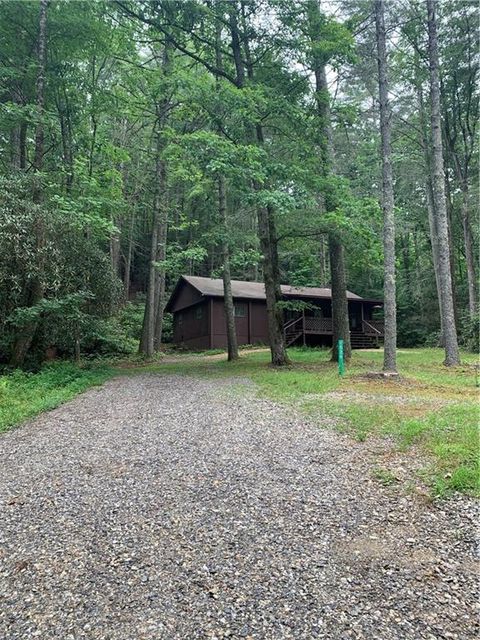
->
<box><xmin>170</xmin><ymin>281</ymin><xmax>203</xmax><ymax>313</ymax></box>
<box><xmin>171</xmin><ymin>296</ymin><xmax>269</xmax><ymax>349</ymax></box>
<box><xmin>173</xmin><ymin>300</ymin><xmax>210</xmax><ymax>349</ymax></box>
<box><xmin>249</xmin><ymin>300</ymin><xmax>269</xmax><ymax>344</ymax></box>
<box><xmin>210</xmin><ymin>298</ymin><xmax>251</xmax><ymax>348</ymax></box>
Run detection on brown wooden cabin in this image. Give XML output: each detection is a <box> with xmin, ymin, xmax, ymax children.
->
<box><xmin>165</xmin><ymin>275</ymin><xmax>384</xmax><ymax>350</ymax></box>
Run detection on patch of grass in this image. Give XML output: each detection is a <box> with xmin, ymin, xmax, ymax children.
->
<box><xmin>398</xmin><ymin>403</ymin><xmax>479</xmax><ymax>497</ymax></box>
<box><xmin>372</xmin><ymin>467</ymin><xmax>399</xmax><ymax>486</ymax></box>
<box><xmin>319</xmin><ymin>399</ymin><xmax>402</xmax><ymax>442</ymax></box>
<box><xmin>0</xmin><ymin>361</ymin><xmax>113</xmax><ymax>432</ymax></box>
<box><xmin>347</xmin><ymin>348</ymin><xmax>478</xmax><ymax>390</ymax></box>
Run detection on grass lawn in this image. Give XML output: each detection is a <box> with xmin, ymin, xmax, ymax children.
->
<box><xmin>139</xmin><ymin>347</ymin><xmax>479</xmax><ymax>497</ymax></box>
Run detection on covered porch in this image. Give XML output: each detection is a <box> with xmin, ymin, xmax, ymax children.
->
<box><xmin>283</xmin><ymin>299</ymin><xmax>384</xmax><ymax>348</ymax></box>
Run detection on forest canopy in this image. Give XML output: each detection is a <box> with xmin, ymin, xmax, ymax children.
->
<box><xmin>0</xmin><ymin>0</ymin><xmax>478</xmax><ymax>369</ymax></box>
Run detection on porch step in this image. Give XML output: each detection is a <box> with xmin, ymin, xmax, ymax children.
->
<box><xmin>285</xmin><ymin>330</ymin><xmax>303</xmax><ymax>346</ymax></box>
<box><xmin>350</xmin><ymin>333</ymin><xmax>380</xmax><ymax>349</ymax></box>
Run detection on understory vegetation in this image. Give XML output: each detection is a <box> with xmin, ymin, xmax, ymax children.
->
<box><xmin>0</xmin><ymin>361</ymin><xmax>112</xmax><ymax>432</ymax></box>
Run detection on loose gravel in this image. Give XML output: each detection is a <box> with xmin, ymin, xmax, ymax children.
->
<box><xmin>0</xmin><ymin>374</ymin><xmax>478</xmax><ymax>639</ymax></box>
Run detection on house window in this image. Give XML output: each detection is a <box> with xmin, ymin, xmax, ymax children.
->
<box><xmin>178</xmin><ymin>312</ymin><xmax>183</xmax><ymax>325</ymax></box>
<box><xmin>234</xmin><ymin>303</ymin><xmax>247</xmax><ymax>318</ymax></box>
<box><xmin>195</xmin><ymin>306</ymin><xmax>203</xmax><ymax>320</ymax></box>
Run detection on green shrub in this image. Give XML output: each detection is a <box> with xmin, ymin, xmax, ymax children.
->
<box><xmin>424</xmin><ymin>330</ymin><xmax>442</xmax><ymax>348</ymax></box>
<box><xmin>162</xmin><ymin>313</ymin><xmax>173</xmax><ymax>343</ymax></box>
<box><xmin>82</xmin><ymin>318</ymin><xmax>138</xmax><ymax>356</ymax></box>
<box><xmin>459</xmin><ymin>312</ymin><xmax>480</xmax><ymax>353</ymax></box>
<box><xmin>397</xmin><ymin>316</ymin><xmax>431</xmax><ymax>347</ymax></box>
<box><xmin>118</xmin><ymin>302</ymin><xmax>145</xmax><ymax>341</ymax></box>
<box><xmin>0</xmin><ymin>361</ymin><xmax>113</xmax><ymax>431</ymax></box>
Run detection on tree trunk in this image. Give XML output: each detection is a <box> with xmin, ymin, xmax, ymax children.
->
<box><xmin>153</xmin><ymin>161</ymin><xmax>168</xmax><ymax>352</ymax></box>
<box><xmin>257</xmin><ymin>200</ymin><xmax>289</xmax><ymax>365</ymax></box>
<box><xmin>214</xmin><ymin>10</ymin><xmax>239</xmax><ymax>362</ymax></box>
<box><xmin>123</xmin><ymin>211</ymin><xmax>135</xmax><ymax>301</ymax></box>
<box><xmin>426</xmin><ymin>177</ymin><xmax>444</xmax><ymax>343</ymax></box>
<box><xmin>88</xmin><ymin>55</ymin><xmax>97</xmax><ymax>179</ymax></box>
<box><xmin>74</xmin><ymin>329</ymin><xmax>81</xmax><ymax>364</ymax></box>
<box><xmin>444</xmin><ymin>174</ymin><xmax>459</xmax><ymax>330</ymax></box>
<box><xmin>9</xmin><ymin>93</ymin><xmax>22</xmax><ymax>170</ymax></box>
<box><xmin>444</xmin><ymin>118</ymin><xmax>477</xmax><ymax>318</ymax></box>
<box><xmin>11</xmin><ymin>0</ymin><xmax>48</xmax><ymax>367</ymax></box>
<box><xmin>139</xmin><ymin>40</ymin><xmax>171</xmax><ymax>356</ymax></box>
<box><xmin>426</xmin><ymin>0</ymin><xmax>460</xmax><ymax>365</ymax></box>
<box><xmin>110</xmin><ymin>218</ymin><xmax>121</xmax><ymax>278</ymax></box>
<box><xmin>416</xmin><ymin>79</ymin><xmax>444</xmax><ymax>343</ymax></box>
<box><xmin>139</xmin><ymin>187</ymin><xmax>159</xmax><ymax>357</ymax></box>
<box><xmin>58</xmin><ymin>89</ymin><xmax>74</xmax><ymax>193</ymax></box>
<box><xmin>19</xmin><ymin>120</ymin><xmax>27</xmax><ymax>170</ymax></box>
<box><xmin>219</xmin><ymin>174</ymin><xmax>239</xmax><ymax>361</ymax></box>
<box><xmin>140</xmin><ymin>144</ymin><xmax>168</xmax><ymax>356</ymax></box>
<box><xmin>329</xmin><ymin>236</ymin><xmax>352</xmax><ymax>361</ymax></box>
<box><xmin>375</xmin><ymin>0</ymin><xmax>397</xmax><ymax>373</ymax></box>
<box><xmin>229</xmin><ymin>5</ymin><xmax>289</xmax><ymax>366</ymax></box>
<box><xmin>33</xmin><ymin>1</ymin><xmax>47</xmax><ymax>175</ymax></box>
<box><xmin>460</xmin><ymin>185</ymin><xmax>477</xmax><ymax>316</ymax></box>
<box><xmin>307</xmin><ymin>0</ymin><xmax>351</xmax><ymax>362</ymax></box>
<box><xmin>318</xmin><ymin>236</ymin><xmax>328</xmax><ymax>286</ymax></box>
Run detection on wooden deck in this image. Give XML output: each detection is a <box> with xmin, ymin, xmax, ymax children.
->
<box><xmin>284</xmin><ymin>316</ymin><xmax>384</xmax><ymax>348</ymax></box>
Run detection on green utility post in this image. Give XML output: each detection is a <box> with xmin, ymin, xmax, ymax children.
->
<box><xmin>338</xmin><ymin>339</ymin><xmax>345</xmax><ymax>376</ymax></box>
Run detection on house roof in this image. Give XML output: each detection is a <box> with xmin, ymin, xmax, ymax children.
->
<box><xmin>166</xmin><ymin>275</ymin><xmax>376</xmax><ymax>312</ymax></box>
<box><xmin>183</xmin><ymin>275</ymin><xmax>363</xmax><ymax>300</ymax></box>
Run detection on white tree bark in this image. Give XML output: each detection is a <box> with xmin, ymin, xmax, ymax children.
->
<box><xmin>426</xmin><ymin>0</ymin><xmax>460</xmax><ymax>365</ymax></box>
<box><xmin>375</xmin><ymin>0</ymin><xmax>397</xmax><ymax>373</ymax></box>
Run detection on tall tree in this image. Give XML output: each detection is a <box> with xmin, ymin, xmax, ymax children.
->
<box><xmin>306</xmin><ymin>0</ymin><xmax>352</xmax><ymax>362</ymax></box>
<box><xmin>215</xmin><ymin>8</ymin><xmax>238</xmax><ymax>361</ymax></box>
<box><xmin>139</xmin><ymin>125</ymin><xmax>168</xmax><ymax>356</ymax></box>
<box><xmin>139</xmin><ymin>44</ymin><xmax>172</xmax><ymax>357</ymax></box>
<box><xmin>10</xmin><ymin>0</ymin><xmax>48</xmax><ymax>367</ymax></box>
<box><xmin>426</xmin><ymin>0</ymin><xmax>460</xmax><ymax>366</ymax></box>
<box><xmin>375</xmin><ymin>0</ymin><xmax>397</xmax><ymax>374</ymax></box>
<box><xmin>228</xmin><ymin>2</ymin><xmax>289</xmax><ymax>366</ymax></box>
<box><xmin>441</xmin><ymin>1</ymin><xmax>478</xmax><ymax>317</ymax></box>
<box><xmin>219</xmin><ymin>173</ymin><xmax>239</xmax><ymax>360</ymax></box>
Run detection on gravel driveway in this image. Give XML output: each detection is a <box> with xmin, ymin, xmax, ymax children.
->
<box><xmin>0</xmin><ymin>374</ymin><xmax>478</xmax><ymax>639</ymax></box>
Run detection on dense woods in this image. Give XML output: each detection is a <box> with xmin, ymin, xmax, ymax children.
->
<box><xmin>0</xmin><ymin>0</ymin><xmax>478</xmax><ymax>369</ymax></box>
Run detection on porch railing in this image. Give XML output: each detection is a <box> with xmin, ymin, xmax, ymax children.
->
<box><xmin>362</xmin><ymin>319</ymin><xmax>384</xmax><ymax>336</ymax></box>
<box><xmin>283</xmin><ymin>315</ymin><xmax>384</xmax><ymax>338</ymax></box>
<box><xmin>304</xmin><ymin>317</ymin><xmax>333</xmax><ymax>334</ymax></box>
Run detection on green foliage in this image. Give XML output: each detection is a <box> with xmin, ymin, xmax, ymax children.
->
<box><xmin>459</xmin><ymin>313</ymin><xmax>480</xmax><ymax>353</ymax></box>
<box><xmin>277</xmin><ymin>300</ymin><xmax>316</xmax><ymax>313</ymax></box>
<box><xmin>117</xmin><ymin>303</ymin><xmax>145</xmax><ymax>341</ymax></box>
<box><xmin>81</xmin><ymin>318</ymin><xmax>137</xmax><ymax>357</ymax></box>
<box><xmin>0</xmin><ymin>175</ymin><xmax>123</xmax><ymax>364</ymax></box>
<box><xmin>0</xmin><ymin>361</ymin><xmax>113</xmax><ymax>431</ymax></box>
<box><xmin>0</xmin><ymin>0</ymin><xmax>477</xmax><ymax>368</ymax></box>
